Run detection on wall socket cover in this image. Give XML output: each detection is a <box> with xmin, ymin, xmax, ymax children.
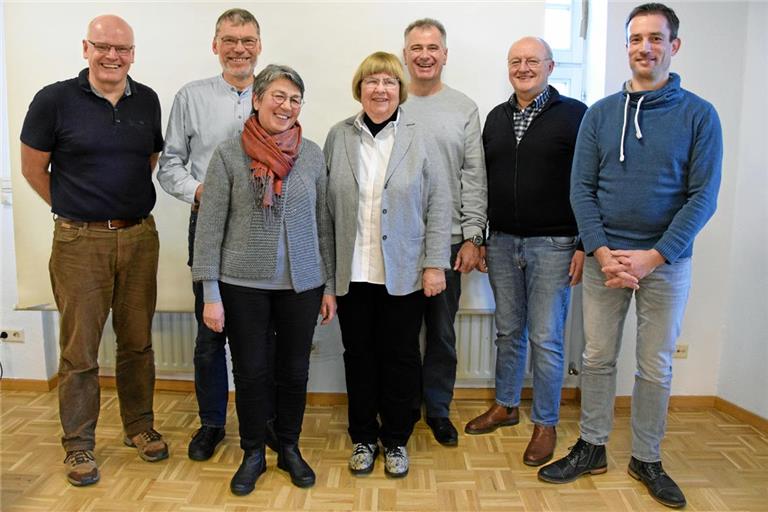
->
<box><xmin>0</xmin><ymin>329</ymin><xmax>25</xmax><ymax>342</ymax></box>
<box><xmin>673</xmin><ymin>344</ymin><xmax>689</xmax><ymax>359</ymax></box>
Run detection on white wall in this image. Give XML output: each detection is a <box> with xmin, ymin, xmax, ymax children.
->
<box><xmin>0</xmin><ymin>2</ymin><xmax>57</xmax><ymax>380</ymax></box>
<box><xmin>2</xmin><ymin>2</ymin><xmax>766</xmax><ymax>420</ymax></box>
<box><xmin>716</xmin><ymin>1</ymin><xmax>768</xmax><ymax>419</ymax></box>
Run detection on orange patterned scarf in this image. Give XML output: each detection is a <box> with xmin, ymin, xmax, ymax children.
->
<box><xmin>241</xmin><ymin>115</ymin><xmax>302</xmax><ymax>210</ymax></box>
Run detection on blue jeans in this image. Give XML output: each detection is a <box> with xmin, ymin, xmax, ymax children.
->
<box><xmin>579</xmin><ymin>255</ymin><xmax>691</xmax><ymax>462</ymax></box>
<box><xmin>486</xmin><ymin>233</ymin><xmax>576</xmax><ymax>426</ymax></box>
<box><xmin>423</xmin><ymin>243</ymin><xmax>462</xmax><ymax>418</ymax></box>
<box><xmin>189</xmin><ymin>211</ymin><xmax>229</xmax><ymax>428</ymax></box>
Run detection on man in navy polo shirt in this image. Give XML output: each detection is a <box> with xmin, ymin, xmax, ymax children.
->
<box><xmin>20</xmin><ymin>14</ymin><xmax>168</xmax><ymax>487</ymax></box>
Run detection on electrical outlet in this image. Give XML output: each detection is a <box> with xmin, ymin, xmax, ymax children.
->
<box><xmin>0</xmin><ymin>329</ymin><xmax>25</xmax><ymax>343</ymax></box>
<box><xmin>673</xmin><ymin>344</ymin><xmax>688</xmax><ymax>359</ymax></box>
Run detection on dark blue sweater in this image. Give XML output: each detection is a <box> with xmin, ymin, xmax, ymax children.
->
<box><xmin>570</xmin><ymin>73</ymin><xmax>722</xmax><ymax>262</ymax></box>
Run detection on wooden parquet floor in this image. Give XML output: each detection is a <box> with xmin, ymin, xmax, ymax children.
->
<box><xmin>1</xmin><ymin>389</ymin><xmax>766</xmax><ymax>512</ymax></box>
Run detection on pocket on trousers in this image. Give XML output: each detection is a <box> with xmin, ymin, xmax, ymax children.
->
<box><xmin>53</xmin><ymin>225</ymin><xmax>83</xmax><ymax>243</ymax></box>
<box><xmin>547</xmin><ymin>236</ymin><xmax>578</xmax><ymax>249</ymax></box>
<box><xmin>143</xmin><ymin>215</ymin><xmax>158</xmax><ymax>233</ymax></box>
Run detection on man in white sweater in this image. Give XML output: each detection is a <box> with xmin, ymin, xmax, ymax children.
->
<box><xmin>401</xmin><ymin>18</ymin><xmax>487</xmax><ymax>446</ymax></box>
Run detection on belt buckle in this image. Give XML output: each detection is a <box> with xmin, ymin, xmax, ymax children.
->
<box><xmin>107</xmin><ymin>220</ymin><xmax>118</xmax><ymax>230</ymax></box>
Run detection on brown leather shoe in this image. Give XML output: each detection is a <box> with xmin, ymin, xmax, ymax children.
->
<box><xmin>523</xmin><ymin>425</ymin><xmax>556</xmax><ymax>466</ymax></box>
<box><xmin>464</xmin><ymin>404</ymin><xmax>519</xmax><ymax>434</ymax></box>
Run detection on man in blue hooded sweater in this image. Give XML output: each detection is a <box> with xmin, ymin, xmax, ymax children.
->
<box><xmin>538</xmin><ymin>3</ymin><xmax>722</xmax><ymax>509</ymax></box>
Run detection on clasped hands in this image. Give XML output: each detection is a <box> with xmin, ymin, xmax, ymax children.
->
<box><xmin>595</xmin><ymin>246</ymin><xmax>665</xmax><ymax>290</ymax></box>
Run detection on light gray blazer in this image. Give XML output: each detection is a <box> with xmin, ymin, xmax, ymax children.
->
<box><xmin>323</xmin><ymin>109</ymin><xmax>451</xmax><ymax>296</ymax></box>
<box><xmin>192</xmin><ymin>137</ymin><xmax>333</xmax><ymax>293</ymax></box>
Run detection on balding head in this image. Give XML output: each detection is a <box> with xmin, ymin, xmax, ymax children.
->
<box><xmin>506</xmin><ymin>36</ymin><xmax>555</xmax><ymax>108</ymax></box>
<box><xmin>87</xmin><ymin>15</ymin><xmax>134</xmax><ymax>45</ymax></box>
<box><xmin>508</xmin><ymin>37</ymin><xmax>553</xmax><ymax>62</ymax></box>
<box><xmin>82</xmin><ymin>15</ymin><xmax>135</xmax><ymax>95</ymax></box>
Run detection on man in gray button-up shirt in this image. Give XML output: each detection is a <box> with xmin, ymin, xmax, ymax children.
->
<box><xmin>157</xmin><ymin>8</ymin><xmax>262</xmax><ymax>462</ymax></box>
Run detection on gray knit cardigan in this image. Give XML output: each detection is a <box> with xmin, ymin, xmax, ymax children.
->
<box><xmin>191</xmin><ymin>137</ymin><xmax>334</xmax><ymax>293</ymax></box>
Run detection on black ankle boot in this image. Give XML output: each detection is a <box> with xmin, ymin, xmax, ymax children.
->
<box><xmin>538</xmin><ymin>438</ymin><xmax>607</xmax><ymax>483</ymax></box>
<box><xmin>628</xmin><ymin>457</ymin><xmax>686</xmax><ymax>508</ymax></box>
<box><xmin>230</xmin><ymin>447</ymin><xmax>266</xmax><ymax>496</ymax></box>
<box><xmin>277</xmin><ymin>443</ymin><xmax>315</xmax><ymax>488</ymax></box>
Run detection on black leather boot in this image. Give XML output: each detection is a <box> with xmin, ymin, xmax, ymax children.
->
<box><xmin>628</xmin><ymin>456</ymin><xmax>686</xmax><ymax>508</ymax></box>
<box><xmin>538</xmin><ymin>438</ymin><xmax>607</xmax><ymax>483</ymax></box>
<box><xmin>277</xmin><ymin>443</ymin><xmax>316</xmax><ymax>488</ymax></box>
<box><xmin>188</xmin><ymin>426</ymin><xmax>225</xmax><ymax>461</ymax></box>
<box><xmin>230</xmin><ymin>447</ymin><xmax>266</xmax><ymax>496</ymax></box>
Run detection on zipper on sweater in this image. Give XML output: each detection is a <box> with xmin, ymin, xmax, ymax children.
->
<box><xmin>511</xmin><ymin>97</ymin><xmax>557</xmax><ymax>227</ymax></box>
<box><xmin>513</xmin><ymin>139</ymin><xmax>519</xmax><ymax>225</ymax></box>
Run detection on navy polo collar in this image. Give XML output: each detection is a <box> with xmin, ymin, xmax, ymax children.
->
<box><xmin>77</xmin><ymin>68</ymin><xmax>133</xmax><ymax>98</ymax></box>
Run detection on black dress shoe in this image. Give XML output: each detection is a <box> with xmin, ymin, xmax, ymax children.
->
<box><xmin>230</xmin><ymin>447</ymin><xmax>266</xmax><ymax>496</ymax></box>
<box><xmin>277</xmin><ymin>443</ymin><xmax>316</xmax><ymax>488</ymax></box>
<box><xmin>188</xmin><ymin>426</ymin><xmax>225</xmax><ymax>461</ymax></box>
<box><xmin>265</xmin><ymin>418</ymin><xmax>280</xmax><ymax>452</ymax></box>
<box><xmin>426</xmin><ymin>417</ymin><xmax>459</xmax><ymax>446</ymax></box>
<box><xmin>628</xmin><ymin>456</ymin><xmax>686</xmax><ymax>508</ymax></box>
<box><xmin>538</xmin><ymin>438</ymin><xmax>607</xmax><ymax>483</ymax></box>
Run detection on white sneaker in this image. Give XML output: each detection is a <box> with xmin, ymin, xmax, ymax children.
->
<box><xmin>384</xmin><ymin>445</ymin><xmax>409</xmax><ymax>477</ymax></box>
<box><xmin>349</xmin><ymin>442</ymin><xmax>379</xmax><ymax>474</ymax></box>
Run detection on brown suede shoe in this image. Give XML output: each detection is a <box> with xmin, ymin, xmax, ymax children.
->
<box><xmin>64</xmin><ymin>450</ymin><xmax>99</xmax><ymax>486</ymax></box>
<box><xmin>124</xmin><ymin>429</ymin><xmax>169</xmax><ymax>462</ymax></box>
<box><xmin>523</xmin><ymin>425</ymin><xmax>557</xmax><ymax>466</ymax></box>
<box><xmin>464</xmin><ymin>404</ymin><xmax>519</xmax><ymax>434</ymax></box>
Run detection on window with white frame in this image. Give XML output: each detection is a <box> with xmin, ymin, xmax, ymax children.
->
<box><xmin>545</xmin><ymin>0</ymin><xmax>586</xmax><ymax>102</ymax></box>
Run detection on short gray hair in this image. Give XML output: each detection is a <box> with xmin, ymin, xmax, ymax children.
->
<box><xmin>252</xmin><ymin>64</ymin><xmax>305</xmax><ymax>99</ymax></box>
<box><xmin>404</xmin><ymin>18</ymin><xmax>447</xmax><ymax>47</ymax></box>
<box><xmin>215</xmin><ymin>8</ymin><xmax>260</xmax><ymax>36</ymax></box>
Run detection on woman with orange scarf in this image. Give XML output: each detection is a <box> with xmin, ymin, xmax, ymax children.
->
<box><xmin>192</xmin><ymin>64</ymin><xmax>335</xmax><ymax>496</ymax></box>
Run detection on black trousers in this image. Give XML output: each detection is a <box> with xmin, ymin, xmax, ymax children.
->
<box><xmin>336</xmin><ymin>282</ymin><xmax>425</xmax><ymax>448</ymax></box>
<box><xmin>220</xmin><ymin>282</ymin><xmax>323</xmax><ymax>450</ymax></box>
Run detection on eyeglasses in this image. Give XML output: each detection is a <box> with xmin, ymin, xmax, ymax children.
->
<box><xmin>269</xmin><ymin>91</ymin><xmax>304</xmax><ymax>109</ymax></box>
<box><xmin>87</xmin><ymin>40</ymin><xmax>134</xmax><ymax>55</ymax></box>
<box><xmin>218</xmin><ymin>37</ymin><xmax>260</xmax><ymax>50</ymax></box>
<box><xmin>362</xmin><ymin>77</ymin><xmax>399</xmax><ymax>89</ymax></box>
<box><xmin>508</xmin><ymin>58</ymin><xmax>551</xmax><ymax>70</ymax></box>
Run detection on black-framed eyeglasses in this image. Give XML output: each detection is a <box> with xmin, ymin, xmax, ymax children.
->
<box><xmin>87</xmin><ymin>40</ymin><xmax>134</xmax><ymax>55</ymax></box>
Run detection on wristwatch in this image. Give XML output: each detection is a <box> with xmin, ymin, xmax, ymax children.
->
<box><xmin>466</xmin><ymin>234</ymin><xmax>484</xmax><ymax>247</ymax></box>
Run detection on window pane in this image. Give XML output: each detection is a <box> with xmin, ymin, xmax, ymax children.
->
<box><xmin>545</xmin><ymin>8</ymin><xmax>573</xmax><ymax>50</ymax></box>
<box><xmin>550</xmin><ymin>79</ymin><xmax>571</xmax><ymax>98</ymax></box>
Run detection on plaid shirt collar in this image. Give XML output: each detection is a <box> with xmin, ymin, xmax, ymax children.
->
<box><xmin>510</xmin><ymin>86</ymin><xmax>551</xmax><ymax>142</ymax></box>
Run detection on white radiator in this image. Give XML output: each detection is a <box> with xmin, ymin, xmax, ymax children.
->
<box><xmin>98</xmin><ymin>295</ymin><xmax>585</xmax><ymax>390</ymax></box>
